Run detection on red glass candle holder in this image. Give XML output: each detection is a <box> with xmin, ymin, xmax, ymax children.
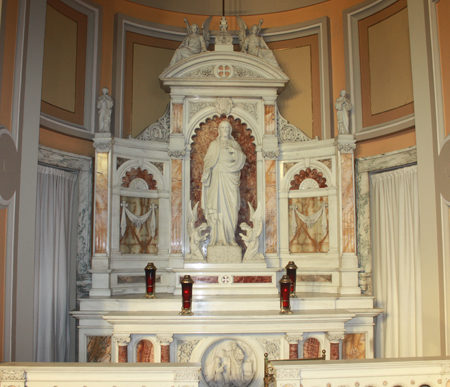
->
<box><xmin>279</xmin><ymin>275</ymin><xmax>293</xmax><ymax>315</ymax></box>
<box><xmin>144</xmin><ymin>262</ymin><xmax>157</xmax><ymax>299</ymax></box>
<box><xmin>285</xmin><ymin>261</ymin><xmax>298</xmax><ymax>298</ymax></box>
<box><xmin>179</xmin><ymin>275</ymin><xmax>194</xmax><ymax>315</ymax></box>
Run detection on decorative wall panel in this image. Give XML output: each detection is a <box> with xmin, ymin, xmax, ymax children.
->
<box><xmin>87</xmin><ymin>336</ymin><xmax>111</xmax><ymax>362</ymax></box>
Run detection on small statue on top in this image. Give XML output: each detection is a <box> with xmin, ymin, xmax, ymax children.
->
<box><xmin>236</xmin><ymin>17</ymin><xmax>280</xmax><ymax>68</ymax></box>
<box><xmin>169</xmin><ymin>17</ymin><xmax>212</xmax><ymax>66</ymax></box>
<box><xmin>97</xmin><ymin>87</ymin><xmax>113</xmax><ymax>133</ymax></box>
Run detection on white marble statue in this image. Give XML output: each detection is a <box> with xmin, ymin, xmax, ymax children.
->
<box><xmin>335</xmin><ymin>89</ymin><xmax>352</xmax><ymax>134</ymax></box>
<box><xmin>240</xmin><ymin>202</ymin><xmax>264</xmax><ymax>261</ymax></box>
<box><xmin>97</xmin><ymin>87</ymin><xmax>113</xmax><ymax>133</ymax></box>
<box><xmin>201</xmin><ymin>121</ymin><xmax>246</xmax><ymax>247</ymax></box>
<box><xmin>186</xmin><ymin>201</ymin><xmax>209</xmax><ymax>262</ymax></box>
<box><xmin>236</xmin><ymin>17</ymin><xmax>280</xmax><ymax>68</ymax></box>
<box><xmin>169</xmin><ymin>17</ymin><xmax>212</xmax><ymax>66</ymax></box>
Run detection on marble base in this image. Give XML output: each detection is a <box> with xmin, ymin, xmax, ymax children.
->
<box><xmin>207</xmin><ymin>245</ymin><xmax>242</xmax><ymax>263</ymax></box>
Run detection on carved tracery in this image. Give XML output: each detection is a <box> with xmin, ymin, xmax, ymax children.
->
<box><xmin>290</xmin><ymin>168</ymin><xmax>327</xmax><ymax>190</ymax></box>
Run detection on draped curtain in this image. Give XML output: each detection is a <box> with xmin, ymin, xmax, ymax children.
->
<box><xmin>371</xmin><ymin>165</ymin><xmax>422</xmax><ymax>358</ymax></box>
<box><xmin>34</xmin><ymin>165</ymin><xmax>78</xmax><ymax>362</ymax></box>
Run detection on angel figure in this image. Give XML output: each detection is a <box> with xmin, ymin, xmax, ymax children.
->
<box><xmin>236</xmin><ymin>17</ymin><xmax>280</xmax><ymax>68</ymax></box>
<box><xmin>186</xmin><ymin>201</ymin><xmax>209</xmax><ymax>262</ymax></box>
<box><xmin>240</xmin><ymin>202</ymin><xmax>265</xmax><ymax>261</ymax></box>
<box><xmin>169</xmin><ymin>17</ymin><xmax>212</xmax><ymax>66</ymax></box>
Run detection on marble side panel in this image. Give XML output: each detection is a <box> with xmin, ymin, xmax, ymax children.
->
<box><xmin>180</xmin><ymin>276</ymin><xmax>219</xmax><ymax>284</ymax></box>
<box><xmin>136</xmin><ymin>339</ymin><xmax>154</xmax><ymax>363</ymax></box>
<box><xmin>172</xmin><ymin>103</ymin><xmax>183</xmax><ymax>134</ymax></box>
<box><xmin>117</xmin><ymin>275</ymin><xmax>161</xmax><ymax>284</ymax></box>
<box><xmin>265</xmin><ymin>160</ymin><xmax>277</xmax><ymax>253</ymax></box>
<box><xmin>343</xmin><ymin>333</ymin><xmax>365</xmax><ymax>359</ymax></box>
<box><xmin>120</xmin><ymin>196</ymin><xmax>158</xmax><ymax>254</ymax></box>
<box><xmin>161</xmin><ymin>345</ymin><xmax>170</xmax><ymax>363</ymax></box>
<box><xmin>95</xmin><ymin>152</ymin><xmax>108</xmax><ymax>254</ymax></box>
<box><xmin>289</xmin><ymin>343</ymin><xmax>298</xmax><ymax>359</ymax></box>
<box><xmin>330</xmin><ymin>343</ymin><xmax>339</xmax><ymax>360</ymax></box>
<box><xmin>341</xmin><ymin>153</ymin><xmax>355</xmax><ymax>253</ymax></box>
<box><xmin>303</xmin><ymin>338</ymin><xmax>320</xmax><ymax>359</ymax></box>
<box><xmin>283</xmin><ymin>162</ymin><xmax>296</xmax><ymax>176</ymax></box>
<box><xmin>289</xmin><ymin>197</ymin><xmax>329</xmax><ymax>253</ymax></box>
<box><xmin>171</xmin><ymin>159</ymin><xmax>183</xmax><ymax>253</ymax></box>
<box><xmin>233</xmin><ymin>276</ymin><xmax>272</xmax><ymax>283</ymax></box>
<box><xmin>118</xmin><ymin>346</ymin><xmax>128</xmax><ymax>363</ymax></box>
<box><xmin>121</xmin><ymin>167</ymin><xmax>157</xmax><ymax>189</ymax></box>
<box><xmin>264</xmin><ymin>105</ymin><xmax>276</xmax><ymax>135</ymax></box>
<box><xmin>87</xmin><ymin>336</ymin><xmax>111</xmax><ymax>362</ymax></box>
<box><xmin>297</xmin><ymin>274</ymin><xmax>332</xmax><ymax>283</ymax></box>
<box><xmin>190</xmin><ymin>116</ymin><xmax>257</xmax><ymax>254</ymax></box>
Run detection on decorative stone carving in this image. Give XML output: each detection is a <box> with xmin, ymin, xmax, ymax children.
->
<box><xmin>257</xmin><ymin>338</ymin><xmax>280</xmax><ymax>360</ymax></box>
<box><xmin>235</xmin><ymin>102</ymin><xmax>258</xmax><ymax>119</ymax></box>
<box><xmin>240</xmin><ymin>202</ymin><xmax>264</xmax><ymax>262</ymax></box>
<box><xmin>276</xmin><ymin>369</ymin><xmax>301</xmax><ymax>380</ymax></box>
<box><xmin>134</xmin><ymin>104</ymin><xmax>170</xmax><ymax>143</ymax></box>
<box><xmin>219</xmin><ymin>274</ymin><xmax>232</xmax><ymax>285</ymax></box>
<box><xmin>441</xmin><ymin>364</ymin><xmax>450</xmax><ymax>373</ymax></box>
<box><xmin>175</xmin><ymin>370</ymin><xmax>200</xmax><ymax>381</ymax></box>
<box><xmin>0</xmin><ymin>370</ymin><xmax>26</xmax><ymax>380</ymax></box>
<box><xmin>262</xmin><ymin>151</ymin><xmax>279</xmax><ymax>159</ymax></box>
<box><xmin>202</xmin><ymin>339</ymin><xmax>256</xmax><ymax>387</ymax></box>
<box><xmin>326</xmin><ymin>332</ymin><xmax>345</xmax><ymax>343</ymax></box>
<box><xmin>232</xmin><ymin>66</ymin><xmax>263</xmax><ymax>78</ymax></box>
<box><xmin>201</xmin><ymin>121</ymin><xmax>246</xmax><ymax>259</ymax></box>
<box><xmin>156</xmin><ymin>334</ymin><xmax>174</xmax><ymax>345</ymax></box>
<box><xmin>299</xmin><ymin>178</ymin><xmax>319</xmax><ymax>190</ymax></box>
<box><xmin>113</xmin><ymin>334</ymin><xmax>131</xmax><ymax>346</ymax></box>
<box><xmin>214</xmin><ymin>64</ymin><xmax>234</xmax><ymax>78</ymax></box>
<box><xmin>186</xmin><ymin>201</ymin><xmax>209</xmax><ymax>262</ymax></box>
<box><xmin>189</xmin><ymin>101</ymin><xmax>215</xmax><ymax>119</ymax></box>
<box><xmin>236</xmin><ymin>17</ymin><xmax>280</xmax><ymax>68</ymax></box>
<box><xmin>169</xmin><ymin>17</ymin><xmax>212</xmax><ymax>67</ymax></box>
<box><xmin>290</xmin><ymin>168</ymin><xmax>327</xmax><ymax>190</ymax></box>
<box><xmin>178</xmin><ymin>339</ymin><xmax>200</xmax><ymax>362</ymax></box>
<box><xmin>278</xmin><ymin>113</ymin><xmax>313</xmax><ymax>143</ymax></box>
<box><xmin>121</xmin><ymin>167</ymin><xmax>157</xmax><ymax>189</ymax></box>
<box><xmin>335</xmin><ymin>89</ymin><xmax>352</xmax><ymax>134</ymax></box>
<box><xmin>97</xmin><ymin>87</ymin><xmax>113</xmax><ymax>133</ymax></box>
<box><xmin>129</xmin><ymin>177</ymin><xmax>149</xmax><ymax>190</ymax></box>
<box><xmin>215</xmin><ymin>97</ymin><xmax>235</xmax><ymax>116</ymax></box>
<box><xmin>337</xmin><ymin>142</ymin><xmax>356</xmax><ymax>153</ymax></box>
<box><xmin>93</xmin><ymin>140</ymin><xmax>112</xmax><ymax>152</ymax></box>
<box><xmin>185</xmin><ymin>65</ymin><xmax>215</xmax><ymax>78</ymax></box>
<box><xmin>168</xmin><ymin>150</ymin><xmax>186</xmax><ymax>159</ymax></box>
<box><xmin>284</xmin><ymin>334</ymin><xmax>304</xmax><ymax>344</ymax></box>
<box><xmin>216</xmin><ymin>17</ymin><xmax>233</xmax><ymax>47</ymax></box>
<box><xmin>120</xmin><ymin>201</ymin><xmax>157</xmax><ymax>237</ymax></box>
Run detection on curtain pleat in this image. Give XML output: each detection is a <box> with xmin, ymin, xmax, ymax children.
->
<box><xmin>371</xmin><ymin>165</ymin><xmax>422</xmax><ymax>358</ymax></box>
<box><xmin>34</xmin><ymin>165</ymin><xmax>78</xmax><ymax>362</ymax></box>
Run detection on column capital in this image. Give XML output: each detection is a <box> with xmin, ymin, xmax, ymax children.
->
<box><xmin>335</xmin><ymin>134</ymin><xmax>356</xmax><ymax>154</ymax></box>
<box><xmin>156</xmin><ymin>334</ymin><xmax>174</xmax><ymax>345</ymax></box>
<box><xmin>326</xmin><ymin>332</ymin><xmax>345</xmax><ymax>343</ymax></box>
<box><xmin>113</xmin><ymin>333</ymin><xmax>131</xmax><ymax>346</ymax></box>
<box><xmin>93</xmin><ymin>136</ymin><xmax>114</xmax><ymax>153</ymax></box>
<box><xmin>284</xmin><ymin>333</ymin><xmax>304</xmax><ymax>344</ymax></box>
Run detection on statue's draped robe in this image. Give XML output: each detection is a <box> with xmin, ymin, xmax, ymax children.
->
<box><xmin>201</xmin><ymin>137</ymin><xmax>246</xmax><ymax>246</ymax></box>
<box><xmin>243</xmin><ymin>35</ymin><xmax>279</xmax><ymax>68</ymax></box>
<box><xmin>169</xmin><ymin>34</ymin><xmax>207</xmax><ymax>66</ymax></box>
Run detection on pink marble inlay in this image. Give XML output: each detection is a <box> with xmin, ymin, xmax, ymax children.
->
<box><xmin>330</xmin><ymin>343</ymin><xmax>339</xmax><ymax>360</ymax></box>
<box><xmin>264</xmin><ymin>105</ymin><xmax>276</xmax><ymax>135</ymax></box>
<box><xmin>265</xmin><ymin>160</ymin><xmax>277</xmax><ymax>253</ymax></box>
<box><xmin>233</xmin><ymin>276</ymin><xmax>272</xmax><ymax>283</ymax></box>
<box><xmin>341</xmin><ymin>153</ymin><xmax>355</xmax><ymax>253</ymax></box>
<box><xmin>289</xmin><ymin>343</ymin><xmax>299</xmax><ymax>359</ymax></box>
<box><xmin>303</xmin><ymin>338</ymin><xmax>320</xmax><ymax>359</ymax></box>
<box><xmin>136</xmin><ymin>339</ymin><xmax>154</xmax><ymax>363</ymax></box>
<box><xmin>95</xmin><ymin>153</ymin><xmax>108</xmax><ymax>253</ymax></box>
<box><xmin>172</xmin><ymin>103</ymin><xmax>183</xmax><ymax>134</ymax></box>
<box><xmin>171</xmin><ymin>159</ymin><xmax>182</xmax><ymax>253</ymax></box>
<box><xmin>181</xmin><ymin>276</ymin><xmax>219</xmax><ymax>284</ymax></box>
<box><xmin>161</xmin><ymin>344</ymin><xmax>170</xmax><ymax>363</ymax></box>
<box><xmin>118</xmin><ymin>345</ymin><xmax>128</xmax><ymax>363</ymax></box>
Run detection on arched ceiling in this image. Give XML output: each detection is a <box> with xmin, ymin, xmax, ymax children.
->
<box><xmin>127</xmin><ymin>0</ymin><xmax>329</xmax><ymax>16</ymax></box>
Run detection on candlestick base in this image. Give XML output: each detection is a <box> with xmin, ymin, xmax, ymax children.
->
<box><xmin>144</xmin><ymin>293</ymin><xmax>156</xmax><ymax>299</ymax></box>
<box><xmin>279</xmin><ymin>306</ymin><xmax>292</xmax><ymax>315</ymax></box>
<box><xmin>179</xmin><ymin>308</ymin><xmax>194</xmax><ymax>316</ymax></box>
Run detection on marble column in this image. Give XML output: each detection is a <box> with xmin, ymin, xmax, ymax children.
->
<box><xmin>90</xmin><ymin>134</ymin><xmax>113</xmax><ymax>297</ymax></box>
<box><xmin>285</xmin><ymin>333</ymin><xmax>303</xmax><ymax>359</ymax></box>
<box><xmin>326</xmin><ymin>332</ymin><xmax>345</xmax><ymax>360</ymax></box>
<box><xmin>336</xmin><ymin>134</ymin><xmax>360</xmax><ymax>295</ymax></box>
<box><xmin>113</xmin><ymin>334</ymin><xmax>131</xmax><ymax>363</ymax></box>
<box><xmin>169</xmin><ymin>155</ymin><xmax>183</xmax><ymax>255</ymax></box>
<box><xmin>157</xmin><ymin>334</ymin><xmax>174</xmax><ymax>363</ymax></box>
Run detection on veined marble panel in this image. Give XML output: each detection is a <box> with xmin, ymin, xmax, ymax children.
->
<box><xmin>233</xmin><ymin>275</ymin><xmax>272</xmax><ymax>283</ymax></box>
<box><xmin>117</xmin><ymin>275</ymin><xmax>161</xmax><ymax>284</ymax></box>
<box><xmin>265</xmin><ymin>160</ymin><xmax>277</xmax><ymax>253</ymax></box>
<box><xmin>297</xmin><ymin>274</ymin><xmax>332</xmax><ymax>283</ymax></box>
<box><xmin>330</xmin><ymin>342</ymin><xmax>339</xmax><ymax>360</ymax></box>
<box><xmin>117</xmin><ymin>157</ymin><xmax>130</xmax><ymax>170</ymax></box>
<box><xmin>318</xmin><ymin>158</ymin><xmax>332</xmax><ymax>171</ymax></box>
<box><xmin>303</xmin><ymin>338</ymin><xmax>320</xmax><ymax>359</ymax></box>
<box><xmin>289</xmin><ymin>197</ymin><xmax>329</xmax><ymax>253</ymax></box>
<box><xmin>172</xmin><ymin>103</ymin><xmax>183</xmax><ymax>134</ymax></box>
<box><xmin>341</xmin><ymin>153</ymin><xmax>355</xmax><ymax>253</ymax></box>
<box><xmin>95</xmin><ymin>152</ymin><xmax>108</xmax><ymax>253</ymax></box>
<box><xmin>120</xmin><ymin>196</ymin><xmax>159</xmax><ymax>254</ymax></box>
<box><xmin>343</xmin><ymin>333</ymin><xmax>365</xmax><ymax>359</ymax></box>
<box><xmin>283</xmin><ymin>162</ymin><xmax>296</xmax><ymax>176</ymax></box>
<box><xmin>190</xmin><ymin>116</ymin><xmax>257</xmax><ymax>254</ymax></box>
<box><xmin>265</xmin><ymin>105</ymin><xmax>276</xmax><ymax>135</ymax></box>
<box><xmin>87</xmin><ymin>336</ymin><xmax>111</xmax><ymax>362</ymax></box>
<box><xmin>38</xmin><ymin>145</ymin><xmax>93</xmax><ymax>298</ymax></box>
<box><xmin>171</xmin><ymin>159</ymin><xmax>183</xmax><ymax>253</ymax></box>
<box><xmin>181</xmin><ymin>276</ymin><xmax>219</xmax><ymax>284</ymax></box>
<box><xmin>136</xmin><ymin>339</ymin><xmax>154</xmax><ymax>363</ymax></box>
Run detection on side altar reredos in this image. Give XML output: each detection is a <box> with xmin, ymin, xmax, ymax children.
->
<box><xmin>74</xmin><ymin>18</ymin><xmax>381</xmax><ymax>385</ymax></box>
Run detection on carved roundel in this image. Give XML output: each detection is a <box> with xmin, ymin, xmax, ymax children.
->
<box><xmin>299</xmin><ymin>178</ymin><xmax>319</xmax><ymax>190</ymax></box>
<box><xmin>214</xmin><ymin>64</ymin><xmax>234</xmax><ymax>78</ymax></box>
<box><xmin>202</xmin><ymin>339</ymin><xmax>256</xmax><ymax>387</ymax></box>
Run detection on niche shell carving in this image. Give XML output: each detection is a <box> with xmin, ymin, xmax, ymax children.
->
<box><xmin>202</xmin><ymin>339</ymin><xmax>256</xmax><ymax>387</ymax></box>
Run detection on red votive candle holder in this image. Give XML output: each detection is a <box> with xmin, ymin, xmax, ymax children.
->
<box><xmin>179</xmin><ymin>275</ymin><xmax>194</xmax><ymax>315</ymax></box>
<box><xmin>279</xmin><ymin>275</ymin><xmax>293</xmax><ymax>315</ymax></box>
<box><xmin>285</xmin><ymin>261</ymin><xmax>298</xmax><ymax>298</ymax></box>
<box><xmin>144</xmin><ymin>262</ymin><xmax>157</xmax><ymax>299</ymax></box>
